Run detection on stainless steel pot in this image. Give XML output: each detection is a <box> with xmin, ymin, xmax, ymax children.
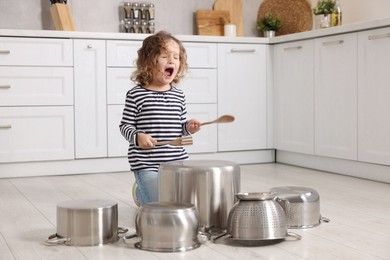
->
<box><xmin>46</xmin><ymin>199</ymin><xmax>128</xmax><ymax>246</ymax></box>
<box><xmin>158</xmin><ymin>160</ymin><xmax>240</xmax><ymax>232</ymax></box>
<box><xmin>271</xmin><ymin>186</ymin><xmax>330</xmax><ymax>228</ymax></box>
<box><xmin>126</xmin><ymin>202</ymin><xmax>201</xmax><ymax>252</ymax></box>
<box><xmin>214</xmin><ymin>192</ymin><xmax>301</xmax><ymax>242</ymax></box>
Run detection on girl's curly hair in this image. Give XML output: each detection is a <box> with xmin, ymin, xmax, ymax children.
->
<box><xmin>131</xmin><ymin>31</ymin><xmax>188</xmax><ymax>87</ymax></box>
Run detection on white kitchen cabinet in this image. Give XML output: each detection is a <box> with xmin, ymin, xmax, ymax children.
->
<box><xmin>314</xmin><ymin>33</ymin><xmax>358</xmax><ymax>160</ymax></box>
<box><xmin>0</xmin><ymin>67</ymin><xmax>73</xmax><ymax>106</ymax></box>
<box><xmin>74</xmin><ymin>39</ymin><xmax>107</xmax><ymax>159</ymax></box>
<box><xmin>274</xmin><ymin>40</ymin><xmax>314</xmax><ymax>155</ymax></box>
<box><xmin>106</xmin><ymin>40</ymin><xmax>142</xmax><ymax>67</ymax></box>
<box><xmin>0</xmin><ymin>37</ymin><xmax>73</xmax><ymax>66</ymax></box>
<box><xmin>217</xmin><ymin>44</ymin><xmax>267</xmax><ymax>151</ymax></box>
<box><xmin>0</xmin><ymin>107</ymin><xmax>74</xmax><ymax>163</ymax></box>
<box><xmin>358</xmin><ymin>27</ymin><xmax>390</xmax><ymax>165</ymax></box>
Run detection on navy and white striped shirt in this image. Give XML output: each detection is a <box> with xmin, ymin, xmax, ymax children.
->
<box><xmin>119</xmin><ymin>85</ymin><xmax>190</xmax><ymax>172</ymax></box>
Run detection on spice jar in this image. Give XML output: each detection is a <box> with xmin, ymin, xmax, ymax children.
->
<box><xmin>148</xmin><ymin>21</ymin><xmax>155</xmax><ymax>34</ymax></box>
<box><xmin>148</xmin><ymin>3</ymin><xmax>155</xmax><ymax>20</ymax></box>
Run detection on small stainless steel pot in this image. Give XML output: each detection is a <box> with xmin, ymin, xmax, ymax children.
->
<box><xmin>125</xmin><ymin>201</ymin><xmax>201</xmax><ymax>252</ymax></box>
<box><xmin>271</xmin><ymin>186</ymin><xmax>330</xmax><ymax>229</ymax></box>
<box><xmin>46</xmin><ymin>199</ymin><xmax>128</xmax><ymax>246</ymax></box>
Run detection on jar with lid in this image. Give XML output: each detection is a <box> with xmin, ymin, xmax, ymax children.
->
<box><xmin>141</xmin><ymin>20</ymin><xmax>148</xmax><ymax>34</ymax></box>
<box><xmin>147</xmin><ymin>3</ymin><xmax>155</xmax><ymax>20</ymax></box>
<box><xmin>131</xmin><ymin>2</ymin><xmax>141</xmax><ymax>19</ymax></box>
<box><xmin>140</xmin><ymin>3</ymin><xmax>148</xmax><ymax>20</ymax></box>
<box><xmin>148</xmin><ymin>21</ymin><xmax>155</xmax><ymax>34</ymax></box>
<box><xmin>123</xmin><ymin>2</ymin><xmax>132</xmax><ymax>19</ymax></box>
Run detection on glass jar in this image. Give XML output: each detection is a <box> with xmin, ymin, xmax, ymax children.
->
<box><xmin>148</xmin><ymin>21</ymin><xmax>155</xmax><ymax>34</ymax></box>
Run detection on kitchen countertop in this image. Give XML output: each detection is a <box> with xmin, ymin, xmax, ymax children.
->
<box><xmin>1</xmin><ymin>17</ymin><xmax>390</xmax><ymax>44</ymax></box>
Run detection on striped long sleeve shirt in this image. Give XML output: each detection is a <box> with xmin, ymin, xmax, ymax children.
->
<box><xmin>119</xmin><ymin>85</ymin><xmax>191</xmax><ymax>172</ymax></box>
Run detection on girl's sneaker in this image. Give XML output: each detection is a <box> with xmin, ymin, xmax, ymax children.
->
<box><xmin>132</xmin><ymin>182</ymin><xmax>140</xmax><ymax>207</ymax></box>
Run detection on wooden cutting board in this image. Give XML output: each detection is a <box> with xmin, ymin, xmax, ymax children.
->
<box><xmin>213</xmin><ymin>0</ymin><xmax>243</xmax><ymax>36</ymax></box>
<box><xmin>196</xmin><ymin>10</ymin><xmax>231</xmax><ymax>36</ymax></box>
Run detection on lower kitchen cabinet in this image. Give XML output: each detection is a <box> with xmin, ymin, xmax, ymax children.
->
<box><xmin>274</xmin><ymin>40</ymin><xmax>314</xmax><ymax>155</ymax></box>
<box><xmin>358</xmin><ymin>27</ymin><xmax>390</xmax><ymax>165</ymax></box>
<box><xmin>0</xmin><ymin>106</ymin><xmax>74</xmax><ymax>163</ymax></box>
<box><xmin>314</xmin><ymin>33</ymin><xmax>358</xmax><ymax>160</ymax></box>
<box><xmin>74</xmin><ymin>39</ymin><xmax>107</xmax><ymax>159</ymax></box>
<box><xmin>217</xmin><ymin>44</ymin><xmax>267</xmax><ymax>151</ymax></box>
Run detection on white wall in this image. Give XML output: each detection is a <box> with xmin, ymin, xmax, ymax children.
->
<box><xmin>1</xmin><ymin>0</ymin><xmax>390</xmax><ymax>37</ymax></box>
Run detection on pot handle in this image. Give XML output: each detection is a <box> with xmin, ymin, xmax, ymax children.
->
<box><xmin>286</xmin><ymin>231</ymin><xmax>302</xmax><ymax>240</ymax></box>
<box><xmin>117</xmin><ymin>227</ymin><xmax>129</xmax><ymax>235</ymax></box>
<box><xmin>320</xmin><ymin>216</ymin><xmax>330</xmax><ymax>223</ymax></box>
<box><xmin>123</xmin><ymin>233</ymin><xmax>139</xmax><ymax>240</ymax></box>
<box><xmin>211</xmin><ymin>231</ymin><xmax>231</xmax><ymax>243</ymax></box>
<box><xmin>45</xmin><ymin>233</ymin><xmax>70</xmax><ymax>246</ymax></box>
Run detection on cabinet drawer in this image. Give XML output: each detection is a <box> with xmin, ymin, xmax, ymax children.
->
<box><xmin>107</xmin><ymin>68</ymin><xmax>136</xmax><ymax>104</ymax></box>
<box><xmin>184</xmin><ymin>43</ymin><xmax>217</xmax><ymax>68</ymax></box>
<box><xmin>107</xmin><ymin>40</ymin><xmax>142</xmax><ymax>67</ymax></box>
<box><xmin>0</xmin><ymin>67</ymin><xmax>73</xmax><ymax>106</ymax></box>
<box><xmin>0</xmin><ymin>106</ymin><xmax>74</xmax><ymax>163</ymax></box>
<box><xmin>0</xmin><ymin>37</ymin><xmax>73</xmax><ymax>66</ymax></box>
<box><xmin>180</xmin><ymin>69</ymin><xmax>217</xmax><ymax>104</ymax></box>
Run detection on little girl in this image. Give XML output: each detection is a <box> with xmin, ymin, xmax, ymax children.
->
<box><xmin>119</xmin><ymin>31</ymin><xmax>201</xmax><ymax>206</ymax></box>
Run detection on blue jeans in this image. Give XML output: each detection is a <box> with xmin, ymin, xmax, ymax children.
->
<box><xmin>133</xmin><ymin>170</ymin><xmax>158</xmax><ymax>205</ymax></box>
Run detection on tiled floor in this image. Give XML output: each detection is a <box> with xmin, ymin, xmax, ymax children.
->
<box><xmin>0</xmin><ymin>163</ymin><xmax>389</xmax><ymax>260</ymax></box>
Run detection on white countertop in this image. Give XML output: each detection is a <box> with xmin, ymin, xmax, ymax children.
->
<box><xmin>1</xmin><ymin>17</ymin><xmax>390</xmax><ymax>44</ymax></box>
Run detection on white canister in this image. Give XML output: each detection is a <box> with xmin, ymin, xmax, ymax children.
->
<box><xmin>224</xmin><ymin>24</ymin><xmax>237</xmax><ymax>37</ymax></box>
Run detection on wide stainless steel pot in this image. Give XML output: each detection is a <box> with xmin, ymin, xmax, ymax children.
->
<box><xmin>46</xmin><ymin>199</ymin><xmax>127</xmax><ymax>246</ymax></box>
<box><xmin>158</xmin><ymin>160</ymin><xmax>240</xmax><ymax>232</ymax></box>
<box><xmin>271</xmin><ymin>186</ymin><xmax>330</xmax><ymax>228</ymax></box>
<box><xmin>126</xmin><ymin>201</ymin><xmax>201</xmax><ymax>252</ymax></box>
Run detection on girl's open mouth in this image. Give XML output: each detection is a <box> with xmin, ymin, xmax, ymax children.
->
<box><xmin>164</xmin><ymin>67</ymin><xmax>174</xmax><ymax>77</ymax></box>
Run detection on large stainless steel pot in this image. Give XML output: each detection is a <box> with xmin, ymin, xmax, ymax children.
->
<box><xmin>46</xmin><ymin>199</ymin><xmax>127</xmax><ymax>246</ymax></box>
<box><xmin>158</xmin><ymin>160</ymin><xmax>240</xmax><ymax>232</ymax></box>
<box><xmin>220</xmin><ymin>192</ymin><xmax>301</xmax><ymax>241</ymax></box>
<box><xmin>126</xmin><ymin>201</ymin><xmax>201</xmax><ymax>252</ymax></box>
<box><xmin>271</xmin><ymin>186</ymin><xmax>330</xmax><ymax>228</ymax></box>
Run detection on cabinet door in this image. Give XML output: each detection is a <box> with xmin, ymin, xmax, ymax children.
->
<box><xmin>358</xmin><ymin>28</ymin><xmax>390</xmax><ymax>165</ymax></box>
<box><xmin>217</xmin><ymin>44</ymin><xmax>267</xmax><ymax>151</ymax></box>
<box><xmin>186</xmin><ymin>104</ymin><xmax>218</xmax><ymax>153</ymax></box>
<box><xmin>107</xmin><ymin>67</ymin><xmax>135</xmax><ymax>105</ymax></box>
<box><xmin>107</xmin><ymin>105</ymin><xmax>128</xmax><ymax>157</ymax></box>
<box><xmin>180</xmin><ymin>69</ymin><xmax>217</xmax><ymax>104</ymax></box>
<box><xmin>74</xmin><ymin>40</ymin><xmax>107</xmax><ymax>158</ymax></box>
<box><xmin>0</xmin><ymin>106</ymin><xmax>74</xmax><ymax>163</ymax></box>
<box><xmin>314</xmin><ymin>33</ymin><xmax>358</xmax><ymax>160</ymax></box>
<box><xmin>274</xmin><ymin>40</ymin><xmax>314</xmax><ymax>154</ymax></box>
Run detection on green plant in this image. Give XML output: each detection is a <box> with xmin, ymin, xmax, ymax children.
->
<box><xmin>256</xmin><ymin>13</ymin><xmax>282</xmax><ymax>32</ymax></box>
<box><xmin>313</xmin><ymin>0</ymin><xmax>336</xmax><ymax>15</ymax></box>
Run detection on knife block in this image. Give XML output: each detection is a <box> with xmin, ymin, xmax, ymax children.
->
<box><xmin>50</xmin><ymin>3</ymin><xmax>76</xmax><ymax>31</ymax></box>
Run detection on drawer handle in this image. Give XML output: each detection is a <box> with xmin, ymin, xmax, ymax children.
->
<box><xmin>283</xmin><ymin>46</ymin><xmax>302</xmax><ymax>51</ymax></box>
<box><xmin>0</xmin><ymin>124</ymin><xmax>12</xmax><ymax>129</ymax></box>
<box><xmin>322</xmin><ymin>40</ymin><xmax>344</xmax><ymax>46</ymax></box>
<box><xmin>0</xmin><ymin>50</ymin><xmax>11</xmax><ymax>55</ymax></box>
<box><xmin>87</xmin><ymin>44</ymin><xmax>93</xmax><ymax>49</ymax></box>
<box><xmin>0</xmin><ymin>85</ymin><xmax>11</xmax><ymax>89</ymax></box>
<box><xmin>368</xmin><ymin>33</ymin><xmax>390</xmax><ymax>40</ymax></box>
<box><xmin>230</xmin><ymin>48</ymin><xmax>256</xmax><ymax>53</ymax></box>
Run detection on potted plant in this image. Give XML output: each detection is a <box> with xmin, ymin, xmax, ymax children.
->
<box><xmin>256</xmin><ymin>13</ymin><xmax>282</xmax><ymax>38</ymax></box>
<box><xmin>313</xmin><ymin>0</ymin><xmax>336</xmax><ymax>29</ymax></box>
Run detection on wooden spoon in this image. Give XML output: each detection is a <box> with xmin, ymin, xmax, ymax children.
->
<box><xmin>201</xmin><ymin>115</ymin><xmax>235</xmax><ymax>126</ymax></box>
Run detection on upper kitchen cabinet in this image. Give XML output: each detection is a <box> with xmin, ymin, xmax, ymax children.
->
<box><xmin>217</xmin><ymin>44</ymin><xmax>267</xmax><ymax>151</ymax></box>
<box><xmin>358</xmin><ymin>27</ymin><xmax>390</xmax><ymax>165</ymax></box>
<box><xmin>314</xmin><ymin>33</ymin><xmax>358</xmax><ymax>160</ymax></box>
<box><xmin>273</xmin><ymin>40</ymin><xmax>314</xmax><ymax>155</ymax></box>
<box><xmin>74</xmin><ymin>39</ymin><xmax>107</xmax><ymax>159</ymax></box>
